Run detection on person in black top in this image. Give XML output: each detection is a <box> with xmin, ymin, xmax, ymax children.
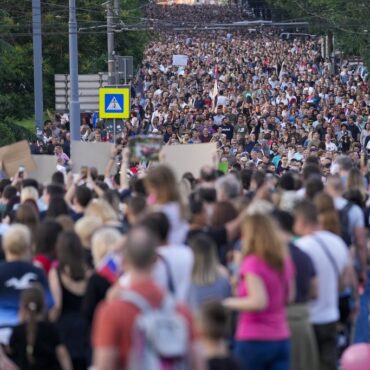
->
<box><xmin>186</xmin><ymin>192</ymin><xmax>246</xmax><ymax>265</ymax></box>
<box><xmin>272</xmin><ymin>209</ymin><xmax>319</xmax><ymax>370</ymax></box>
<box><xmin>49</xmin><ymin>232</ymin><xmax>90</xmax><ymax>370</ymax></box>
<box><xmin>8</xmin><ymin>285</ymin><xmax>72</xmax><ymax>370</ymax></box>
<box><xmin>69</xmin><ymin>185</ymin><xmax>93</xmax><ymax>222</ymax></box>
<box><xmin>220</xmin><ymin>117</ymin><xmax>234</xmax><ymax>141</ymax></box>
<box><xmin>198</xmin><ymin>301</ymin><xmax>241</xmax><ymax>370</ymax></box>
<box><xmin>347</xmin><ymin>117</ymin><xmax>360</xmax><ymax>142</ymax></box>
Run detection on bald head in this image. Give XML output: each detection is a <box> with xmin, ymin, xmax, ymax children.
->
<box><xmin>124</xmin><ymin>226</ymin><xmax>158</xmax><ymax>270</ymax></box>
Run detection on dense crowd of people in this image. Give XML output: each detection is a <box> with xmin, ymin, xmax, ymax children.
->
<box><xmin>145</xmin><ymin>3</ymin><xmax>254</xmax><ymax>26</ymax></box>
<box><xmin>1</xmin><ymin>3</ymin><xmax>370</xmax><ymax>370</ymax></box>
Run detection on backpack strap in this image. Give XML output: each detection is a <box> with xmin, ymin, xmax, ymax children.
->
<box><xmin>342</xmin><ymin>201</ymin><xmax>353</xmax><ymax>214</ymax></box>
<box><xmin>313</xmin><ymin>235</ymin><xmax>340</xmax><ymax>277</ymax></box>
<box><xmin>160</xmin><ymin>294</ymin><xmax>176</xmax><ymax>313</ymax></box>
<box><xmin>157</xmin><ymin>254</ymin><xmax>176</xmax><ymax>295</ymax></box>
<box><xmin>121</xmin><ymin>290</ymin><xmax>175</xmax><ymax>314</ymax></box>
<box><xmin>120</xmin><ymin>290</ymin><xmax>152</xmax><ymax>313</ymax></box>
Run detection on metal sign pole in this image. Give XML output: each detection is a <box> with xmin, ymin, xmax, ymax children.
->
<box><xmin>69</xmin><ymin>0</ymin><xmax>81</xmax><ymax>141</ymax></box>
<box><xmin>113</xmin><ymin>118</ymin><xmax>116</xmax><ymax>144</ymax></box>
<box><xmin>32</xmin><ymin>0</ymin><xmax>44</xmax><ymax>136</ymax></box>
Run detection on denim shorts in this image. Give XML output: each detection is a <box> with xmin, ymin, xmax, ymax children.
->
<box><xmin>234</xmin><ymin>339</ymin><xmax>291</xmax><ymax>370</ymax></box>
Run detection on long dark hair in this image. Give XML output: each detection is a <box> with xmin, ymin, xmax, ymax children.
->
<box><xmin>35</xmin><ymin>219</ymin><xmax>63</xmax><ymax>257</ymax></box>
<box><xmin>15</xmin><ymin>203</ymin><xmax>39</xmax><ymax>244</ymax></box>
<box><xmin>20</xmin><ymin>285</ymin><xmax>45</xmax><ymax>366</ymax></box>
<box><xmin>47</xmin><ymin>196</ymin><xmax>69</xmax><ymax>218</ymax></box>
<box><xmin>56</xmin><ymin>231</ymin><xmax>86</xmax><ymax>281</ymax></box>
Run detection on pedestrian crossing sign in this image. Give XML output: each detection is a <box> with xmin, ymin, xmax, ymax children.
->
<box><xmin>99</xmin><ymin>87</ymin><xmax>130</xmax><ymax>119</ymax></box>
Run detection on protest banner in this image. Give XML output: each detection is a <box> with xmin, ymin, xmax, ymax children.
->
<box><xmin>29</xmin><ymin>155</ymin><xmax>58</xmax><ymax>184</ymax></box>
<box><xmin>71</xmin><ymin>141</ymin><xmax>115</xmax><ymax>175</ymax></box>
<box><xmin>0</xmin><ymin>140</ymin><xmax>36</xmax><ymax>177</ymax></box>
<box><xmin>160</xmin><ymin>143</ymin><xmax>217</xmax><ymax>180</ymax></box>
<box><xmin>172</xmin><ymin>55</ymin><xmax>188</xmax><ymax>66</ymax></box>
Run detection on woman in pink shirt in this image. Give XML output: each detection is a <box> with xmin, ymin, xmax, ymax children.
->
<box><xmin>224</xmin><ymin>213</ymin><xmax>295</xmax><ymax>370</ymax></box>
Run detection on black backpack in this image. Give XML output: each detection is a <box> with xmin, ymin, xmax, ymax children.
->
<box><xmin>364</xmin><ymin>206</ymin><xmax>370</xmax><ymax>229</ymax></box>
<box><xmin>338</xmin><ymin>202</ymin><xmax>353</xmax><ymax>247</ymax></box>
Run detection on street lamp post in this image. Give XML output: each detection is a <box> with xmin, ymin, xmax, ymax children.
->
<box><xmin>69</xmin><ymin>0</ymin><xmax>81</xmax><ymax>140</ymax></box>
<box><xmin>32</xmin><ymin>0</ymin><xmax>43</xmax><ymax>135</ymax></box>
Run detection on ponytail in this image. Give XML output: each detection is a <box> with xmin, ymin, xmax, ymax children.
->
<box><xmin>19</xmin><ymin>285</ymin><xmax>44</xmax><ymax>366</ymax></box>
<box><xmin>26</xmin><ymin>301</ymin><xmax>38</xmax><ymax>365</ymax></box>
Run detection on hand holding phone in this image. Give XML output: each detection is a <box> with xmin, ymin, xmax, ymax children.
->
<box><xmin>18</xmin><ymin>165</ymin><xmax>25</xmax><ymax>178</ymax></box>
<box><xmin>80</xmin><ymin>166</ymin><xmax>88</xmax><ymax>179</ymax></box>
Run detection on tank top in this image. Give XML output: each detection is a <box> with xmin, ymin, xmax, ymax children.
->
<box><xmin>56</xmin><ymin>270</ymin><xmax>88</xmax><ymax>360</ymax></box>
<box><xmin>57</xmin><ymin>269</ymin><xmax>84</xmax><ymax>314</ymax></box>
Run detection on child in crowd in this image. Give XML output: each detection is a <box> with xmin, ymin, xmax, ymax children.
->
<box><xmin>198</xmin><ymin>301</ymin><xmax>241</xmax><ymax>370</ymax></box>
<box><xmin>7</xmin><ymin>285</ymin><xmax>72</xmax><ymax>370</ymax></box>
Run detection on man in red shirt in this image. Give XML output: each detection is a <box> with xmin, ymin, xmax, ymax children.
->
<box><xmin>92</xmin><ymin>226</ymin><xmax>204</xmax><ymax>370</ymax></box>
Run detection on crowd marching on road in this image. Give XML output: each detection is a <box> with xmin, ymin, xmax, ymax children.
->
<box><xmin>1</xmin><ymin>2</ymin><xmax>370</xmax><ymax>370</ymax></box>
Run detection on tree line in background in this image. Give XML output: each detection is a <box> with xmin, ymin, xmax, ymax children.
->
<box><xmin>0</xmin><ymin>0</ymin><xmax>369</xmax><ymax>142</ymax></box>
<box><xmin>264</xmin><ymin>0</ymin><xmax>370</xmax><ymax>70</ymax></box>
<box><xmin>0</xmin><ymin>0</ymin><xmax>149</xmax><ymax>124</ymax></box>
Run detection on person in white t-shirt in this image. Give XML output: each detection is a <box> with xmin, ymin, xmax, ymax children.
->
<box><xmin>293</xmin><ymin>200</ymin><xmax>351</xmax><ymax>370</ymax></box>
<box><xmin>325</xmin><ymin>173</ymin><xmax>367</xmax><ymax>282</ymax></box>
<box><xmin>216</xmin><ymin>91</ymin><xmax>229</xmax><ymax>107</ymax></box>
<box><xmin>140</xmin><ymin>212</ymin><xmax>193</xmax><ymax>303</ymax></box>
<box><xmin>324</xmin><ymin>134</ymin><xmax>338</xmax><ymax>152</ymax></box>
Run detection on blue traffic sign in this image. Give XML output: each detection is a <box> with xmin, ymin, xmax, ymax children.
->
<box><xmin>99</xmin><ymin>87</ymin><xmax>131</xmax><ymax>119</ymax></box>
<box><xmin>104</xmin><ymin>94</ymin><xmax>124</xmax><ymax>113</ymax></box>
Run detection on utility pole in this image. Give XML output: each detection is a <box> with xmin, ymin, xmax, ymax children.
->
<box><xmin>69</xmin><ymin>0</ymin><xmax>81</xmax><ymax>140</ymax></box>
<box><xmin>114</xmin><ymin>0</ymin><xmax>120</xmax><ymax>16</ymax></box>
<box><xmin>107</xmin><ymin>0</ymin><xmax>115</xmax><ymax>85</ymax></box>
<box><xmin>32</xmin><ymin>0</ymin><xmax>43</xmax><ymax>136</ymax></box>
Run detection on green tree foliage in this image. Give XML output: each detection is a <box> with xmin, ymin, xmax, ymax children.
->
<box><xmin>0</xmin><ymin>0</ymin><xmax>149</xmax><ymax>124</ymax></box>
<box><xmin>0</xmin><ymin>41</ymin><xmax>34</xmax><ymax>120</ymax></box>
<box><xmin>0</xmin><ymin>121</ymin><xmax>16</xmax><ymax>147</ymax></box>
<box><xmin>266</xmin><ymin>0</ymin><xmax>370</xmax><ymax>69</ymax></box>
<box><xmin>0</xmin><ymin>118</ymin><xmax>37</xmax><ymax>147</ymax></box>
<box><xmin>6</xmin><ymin>120</ymin><xmax>38</xmax><ymax>143</ymax></box>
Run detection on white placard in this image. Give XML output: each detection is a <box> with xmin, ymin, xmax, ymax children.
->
<box><xmin>172</xmin><ymin>55</ymin><xmax>188</xmax><ymax>66</ymax></box>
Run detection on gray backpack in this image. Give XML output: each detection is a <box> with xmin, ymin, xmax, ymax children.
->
<box><xmin>121</xmin><ymin>290</ymin><xmax>190</xmax><ymax>370</ymax></box>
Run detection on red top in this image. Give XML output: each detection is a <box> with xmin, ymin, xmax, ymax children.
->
<box><xmin>33</xmin><ymin>255</ymin><xmax>54</xmax><ymax>275</ymax></box>
<box><xmin>92</xmin><ymin>279</ymin><xmax>195</xmax><ymax>368</ymax></box>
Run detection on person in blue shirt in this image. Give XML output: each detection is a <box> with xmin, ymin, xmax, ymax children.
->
<box><xmin>0</xmin><ymin>224</ymin><xmax>53</xmax><ymax>344</ymax></box>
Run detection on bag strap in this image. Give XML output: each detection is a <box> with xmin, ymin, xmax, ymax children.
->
<box><xmin>313</xmin><ymin>235</ymin><xmax>340</xmax><ymax>277</ymax></box>
<box><xmin>157</xmin><ymin>254</ymin><xmax>176</xmax><ymax>295</ymax></box>
<box><xmin>121</xmin><ymin>290</ymin><xmax>152</xmax><ymax>313</ymax></box>
<box><xmin>121</xmin><ymin>290</ymin><xmax>175</xmax><ymax>314</ymax></box>
<box><xmin>343</xmin><ymin>201</ymin><xmax>353</xmax><ymax>213</ymax></box>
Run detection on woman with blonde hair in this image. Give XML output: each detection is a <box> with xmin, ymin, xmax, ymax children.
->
<box><xmin>75</xmin><ymin>216</ymin><xmax>103</xmax><ymax>268</ymax></box>
<box><xmin>15</xmin><ymin>203</ymin><xmax>39</xmax><ymax>249</ymax></box>
<box><xmin>84</xmin><ymin>199</ymin><xmax>125</xmax><ymax>233</ymax></box>
<box><xmin>84</xmin><ymin>199</ymin><xmax>117</xmax><ymax>224</ymax></box>
<box><xmin>224</xmin><ymin>213</ymin><xmax>294</xmax><ymax>370</ymax></box>
<box><xmin>75</xmin><ymin>216</ymin><xmax>103</xmax><ymax>248</ymax></box>
<box><xmin>188</xmin><ymin>234</ymin><xmax>231</xmax><ymax>311</ymax></box>
<box><xmin>144</xmin><ymin>165</ymin><xmax>188</xmax><ymax>244</ymax></box>
<box><xmin>82</xmin><ymin>227</ymin><xmax>123</xmax><ymax>324</ymax></box>
<box><xmin>346</xmin><ymin>167</ymin><xmax>367</xmax><ymax>202</ymax></box>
